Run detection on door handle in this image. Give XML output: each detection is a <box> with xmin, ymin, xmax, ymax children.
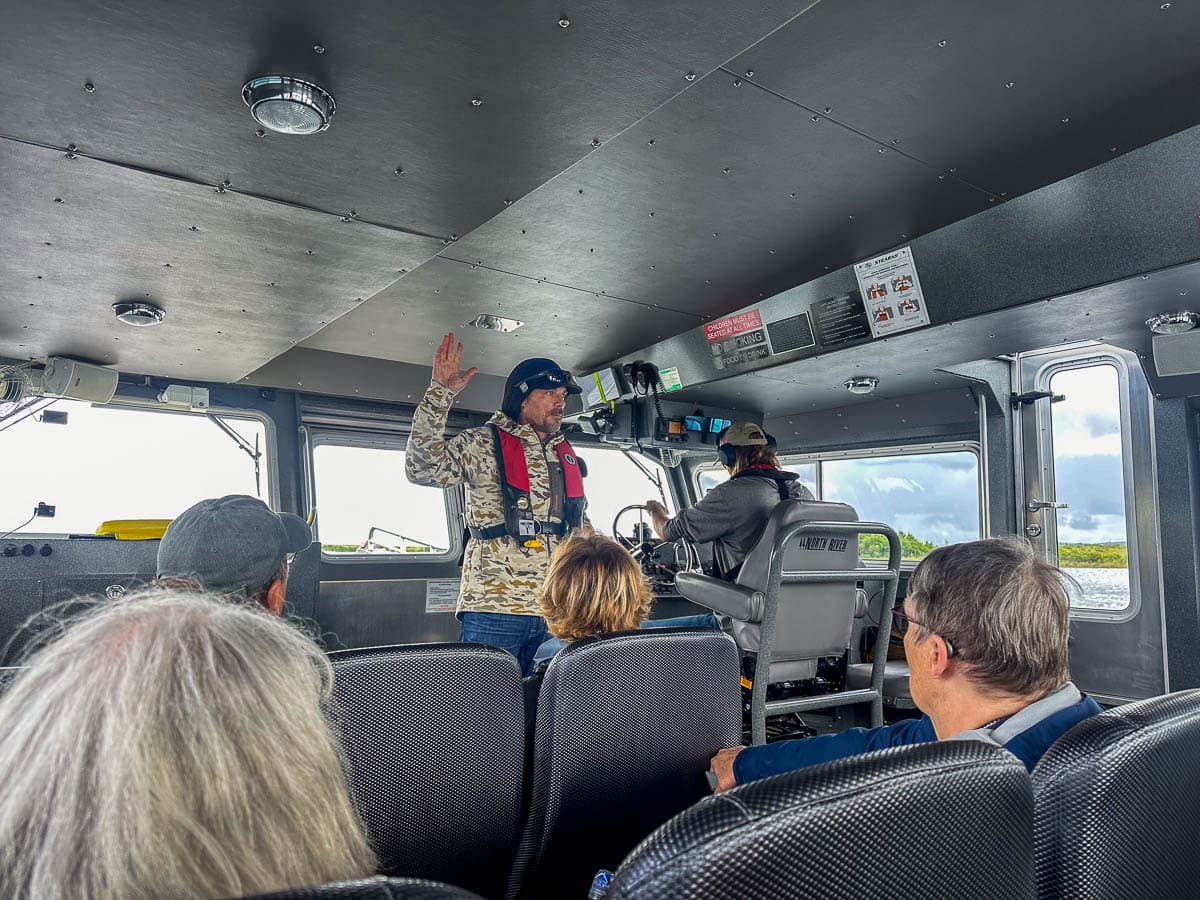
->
<box><xmin>1027</xmin><ymin>499</ymin><xmax>1069</xmax><ymax>513</ymax></box>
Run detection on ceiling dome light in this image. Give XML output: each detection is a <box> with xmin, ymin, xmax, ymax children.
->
<box><xmin>1145</xmin><ymin>311</ymin><xmax>1199</xmax><ymax>335</ymax></box>
<box><xmin>242</xmin><ymin>76</ymin><xmax>336</xmax><ymax>135</ymax></box>
<box><xmin>112</xmin><ymin>301</ymin><xmax>166</xmax><ymax>326</ymax></box>
<box><xmin>844</xmin><ymin>375</ymin><xmax>880</xmax><ymax>395</ymax></box>
<box><xmin>467</xmin><ymin>313</ymin><xmax>524</xmax><ymax>333</ymax></box>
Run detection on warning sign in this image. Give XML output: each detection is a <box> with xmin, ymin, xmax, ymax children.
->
<box><xmin>853</xmin><ymin>246</ymin><xmax>930</xmax><ymax>338</ymax></box>
<box><xmin>425</xmin><ymin>580</ymin><xmax>459</xmax><ymax>613</ymax></box>
<box><xmin>811</xmin><ymin>294</ymin><xmax>872</xmax><ymax>347</ymax></box>
<box><xmin>709</xmin><ymin>327</ymin><xmax>770</xmax><ymax>370</ymax></box>
<box><xmin>704</xmin><ymin>310</ymin><xmax>764</xmax><ymax>343</ymax></box>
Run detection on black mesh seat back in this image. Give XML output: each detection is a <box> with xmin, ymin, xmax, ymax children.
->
<box><xmin>242</xmin><ymin>876</ymin><xmax>486</xmax><ymax>899</ymax></box>
<box><xmin>329</xmin><ymin>644</ymin><xmax>524</xmax><ymax>900</ymax></box>
<box><xmin>0</xmin><ymin>666</ymin><xmax>24</xmax><ymax>695</ymax></box>
<box><xmin>607</xmin><ymin>741</ymin><xmax>1035</xmax><ymax>900</ymax></box>
<box><xmin>511</xmin><ymin>629</ymin><xmax>741</xmax><ymax>899</ymax></box>
<box><xmin>1033</xmin><ymin>689</ymin><xmax>1200</xmax><ymax>900</ymax></box>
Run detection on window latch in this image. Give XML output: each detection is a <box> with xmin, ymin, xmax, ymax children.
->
<box><xmin>1010</xmin><ymin>390</ymin><xmax>1065</xmax><ymax>409</ymax></box>
<box><xmin>1027</xmin><ymin>499</ymin><xmax>1069</xmax><ymax>513</ymax></box>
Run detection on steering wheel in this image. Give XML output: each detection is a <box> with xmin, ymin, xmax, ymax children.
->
<box><xmin>611</xmin><ymin>504</ymin><xmax>703</xmax><ymax>576</ymax></box>
<box><xmin>612</xmin><ymin>504</ymin><xmax>655</xmax><ymax>560</ymax></box>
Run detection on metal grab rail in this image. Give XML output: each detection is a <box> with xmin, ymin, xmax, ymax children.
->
<box><xmin>750</xmin><ymin>520</ymin><xmax>901</xmax><ymax>746</ymax></box>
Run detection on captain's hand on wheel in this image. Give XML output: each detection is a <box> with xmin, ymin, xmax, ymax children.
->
<box><xmin>645</xmin><ymin>500</ymin><xmax>670</xmax><ymax>539</ymax></box>
<box><xmin>432</xmin><ymin>332</ymin><xmax>479</xmax><ymax>393</ymax></box>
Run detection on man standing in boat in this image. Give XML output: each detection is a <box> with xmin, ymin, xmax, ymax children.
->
<box><xmin>406</xmin><ymin>333</ymin><xmax>589</xmax><ymax>674</ymax></box>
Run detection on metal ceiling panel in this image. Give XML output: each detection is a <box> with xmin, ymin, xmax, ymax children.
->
<box><xmin>300</xmin><ymin>257</ymin><xmax>701</xmax><ymax>377</ymax></box>
<box><xmin>732</xmin><ymin>0</ymin><xmax>1200</xmax><ymax>199</ymax></box>
<box><xmin>0</xmin><ymin>140</ymin><xmax>441</xmax><ymax>382</ymax></box>
<box><xmin>0</xmin><ymin>0</ymin><xmax>811</xmax><ymax>239</ymax></box>
<box><xmin>244</xmin><ymin>347</ymin><xmax>510</xmax><ymax>412</ymax></box>
<box><xmin>449</xmin><ymin>70</ymin><xmax>989</xmax><ymax>318</ymax></box>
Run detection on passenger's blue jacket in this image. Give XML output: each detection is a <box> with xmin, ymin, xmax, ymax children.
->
<box><xmin>733</xmin><ymin>684</ymin><xmax>1101</xmax><ymax>784</ymax></box>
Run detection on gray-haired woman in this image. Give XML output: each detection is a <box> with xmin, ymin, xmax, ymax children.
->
<box><xmin>0</xmin><ymin>589</ymin><xmax>378</xmax><ymax>898</ymax></box>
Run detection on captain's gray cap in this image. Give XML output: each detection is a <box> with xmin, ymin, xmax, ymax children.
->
<box><xmin>156</xmin><ymin>494</ymin><xmax>311</xmax><ymax>596</ymax></box>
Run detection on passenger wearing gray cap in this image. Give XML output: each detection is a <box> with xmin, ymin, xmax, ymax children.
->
<box><xmin>645</xmin><ymin>422</ymin><xmax>813</xmax><ymax>580</ymax></box>
<box><xmin>155</xmin><ymin>494</ymin><xmax>312</xmax><ymax>615</ymax></box>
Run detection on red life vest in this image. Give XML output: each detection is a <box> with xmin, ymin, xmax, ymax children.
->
<box><xmin>469</xmin><ymin>425</ymin><xmax>586</xmax><ymax>542</ymax></box>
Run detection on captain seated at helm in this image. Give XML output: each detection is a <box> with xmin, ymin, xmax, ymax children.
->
<box><xmin>645</xmin><ymin>422</ymin><xmax>812</xmax><ymax>580</ymax></box>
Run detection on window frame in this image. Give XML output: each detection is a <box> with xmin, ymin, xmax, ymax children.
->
<box><xmin>1032</xmin><ymin>352</ymin><xmax>1143</xmax><ymax>624</ymax></box>
<box><xmin>0</xmin><ymin>396</ymin><xmax>280</xmax><ymax>530</ymax></box>
<box><xmin>307</xmin><ymin>428</ymin><xmax>464</xmax><ymax>566</ymax></box>
<box><xmin>691</xmin><ymin>440</ymin><xmax>983</xmax><ymax>567</ymax></box>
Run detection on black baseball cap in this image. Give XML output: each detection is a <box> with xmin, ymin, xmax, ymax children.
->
<box><xmin>157</xmin><ymin>495</ymin><xmax>311</xmax><ymax>597</ymax></box>
<box><xmin>501</xmin><ymin>357</ymin><xmax>582</xmax><ymax>419</ymax></box>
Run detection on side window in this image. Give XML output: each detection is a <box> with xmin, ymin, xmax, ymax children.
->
<box><xmin>697</xmin><ymin>468</ymin><xmax>727</xmax><ymax>496</ymax></box>
<box><xmin>820</xmin><ymin>451</ymin><xmax>980</xmax><ymax>561</ymax></box>
<box><xmin>579</xmin><ymin>447</ymin><xmax>676</xmax><ymax>536</ymax></box>
<box><xmin>1047</xmin><ymin>364</ymin><xmax>1130</xmax><ymax>612</ymax></box>
<box><xmin>0</xmin><ymin>398</ymin><xmax>270</xmax><ymax>535</ymax></box>
<box><xmin>696</xmin><ymin>462</ymin><xmax>816</xmax><ymax>497</ymax></box>
<box><xmin>312</xmin><ymin>444</ymin><xmax>453</xmax><ymax>557</ymax></box>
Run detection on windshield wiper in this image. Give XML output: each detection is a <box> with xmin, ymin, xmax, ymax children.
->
<box><xmin>209</xmin><ymin>416</ymin><xmax>262</xmax><ymax>497</ymax></box>
<box><xmin>620</xmin><ymin>446</ymin><xmax>668</xmax><ymax>507</ymax></box>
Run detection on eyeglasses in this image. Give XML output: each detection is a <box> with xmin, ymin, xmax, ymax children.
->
<box><xmin>520</xmin><ymin>369</ymin><xmax>573</xmax><ymax>390</ymax></box>
<box><xmin>892</xmin><ymin>607</ymin><xmax>958</xmax><ymax>658</ymax></box>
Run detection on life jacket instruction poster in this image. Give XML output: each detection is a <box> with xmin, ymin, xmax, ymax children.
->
<box><xmin>853</xmin><ymin>246</ymin><xmax>930</xmax><ymax>338</ymax></box>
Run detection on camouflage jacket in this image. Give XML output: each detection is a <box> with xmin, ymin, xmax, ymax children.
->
<box><xmin>405</xmin><ymin>380</ymin><xmax>588</xmax><ymax>616</ymax></box>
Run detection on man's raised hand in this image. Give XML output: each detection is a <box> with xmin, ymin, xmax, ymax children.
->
<box><xmin>432</xmin><ymin>332</ymin><xmax>479</xmax><ymax>393</ymax></box>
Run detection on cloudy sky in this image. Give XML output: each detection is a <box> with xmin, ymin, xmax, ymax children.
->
<box><xmin>1</xmin><ymin>399</ymin><xmax>265</xmax><ymax>536</ymax></box>
<box><xmin>1048</xmin><ymin>365</ymin><xmax>1127</xmax><ymax>544</ymax></box>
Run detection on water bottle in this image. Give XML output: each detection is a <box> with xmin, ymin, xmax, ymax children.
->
<box><xmin>588</xmin><ymin>869</ymin><xmax>614</xmax><ymax>899</ymax></box>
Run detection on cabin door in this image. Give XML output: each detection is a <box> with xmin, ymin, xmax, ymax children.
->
<box><xmin>1014</xmin><ymin>345</ymin><xmax>1166</xmax><ymax>704</ymax></box>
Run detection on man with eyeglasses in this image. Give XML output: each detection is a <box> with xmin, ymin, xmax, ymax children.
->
<box><xmin>406</xmin><ymin>334</ymin><xmax>590</xmax><ymax>674</ymax></box>
<box><xmin>708</xmin><ymin>538</ymin><xmax>1102</xmax><ymax>791</ymax></box>
<box><xmin>155</xmin><ymin>494</ymin><xmax>311</xmax><ymax>615</ymax></box>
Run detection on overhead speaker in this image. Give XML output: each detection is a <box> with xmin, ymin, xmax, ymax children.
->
<box><xmin>41</xmin><ymin>357</ymin><xmax>118</xmax><ymax>403</ymax></box>
<box><xmin>1152</xmin><ymin>332</ymin><xmax>1200</xmax><ymax>377</ymax></box>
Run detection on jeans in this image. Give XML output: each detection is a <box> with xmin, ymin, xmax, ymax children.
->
<box><xmin>531</xmin><ymin>612</ymin><xmax>722</xmax><ymax>666</ymax></box>
<box><xmin>460</xmin><ymin>611</ymin><xmax>550</xmax><ymax>676</ymax></box>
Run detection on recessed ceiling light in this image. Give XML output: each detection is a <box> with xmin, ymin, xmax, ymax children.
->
<box><xmin>844</xmin><ymin>375</ymin><xmax>879</xmax><ymax>395</ymax></box>
<box><xmin>112</xmin><ymin>301</ymin><xmax>165</xmax><ymax>326</ymax></box>
<box><xmin>242</xmin><ymin>76</ymin><xmax>336</xmax><ymax>135</ymax></box>
<box><xmin>1146</xmin><ymin>311</ymin><xmax>1199</xmax><ymax>335</ymax></box>
<box><xmin>467</xmin><ymin>314</ymin><xmax>524</xmax><ymax>333</ymax></box>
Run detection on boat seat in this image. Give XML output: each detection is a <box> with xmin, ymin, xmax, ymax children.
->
<box><xmin>845</xmin><ymin>661</ymin><xmax>916</xmax><ymax>709</ymax></box>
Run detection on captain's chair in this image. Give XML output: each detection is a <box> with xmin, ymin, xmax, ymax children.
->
<box><xmin>675</xmin><ymin>500</ymin><xmax>900</xmax><ymax>743</ymax></box>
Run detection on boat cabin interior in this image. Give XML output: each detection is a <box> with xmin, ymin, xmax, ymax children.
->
<box><xmin>3</xmin><ymin>1</ymin><xmax>1200</xmax><ymax>897</ymax></box>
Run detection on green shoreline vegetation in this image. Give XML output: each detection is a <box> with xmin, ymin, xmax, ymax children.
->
<box><xmin>326</xmin><ymin>535</ymin><xmax>1129</xmax><ymax>567</ymax></box>
<box><xmin>859</xmin><ymin>532</ymin><xmax>1127</xmax><ymax>567</ymax></box>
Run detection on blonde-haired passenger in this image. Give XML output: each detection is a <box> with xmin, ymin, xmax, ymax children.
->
<box><xmin>539</xmin><ymin>531</ymin><xmax>655</xmax><ymax>643</ymax></box>
<box><xmin>0</xmin><ymin>589</ymin><xmax>377</xmax><ymax>899</ymax></box>
<box><xmin>531</xmin><ymin>532</ymin><xmax>719</xmax><ymax>667</ymax></box>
